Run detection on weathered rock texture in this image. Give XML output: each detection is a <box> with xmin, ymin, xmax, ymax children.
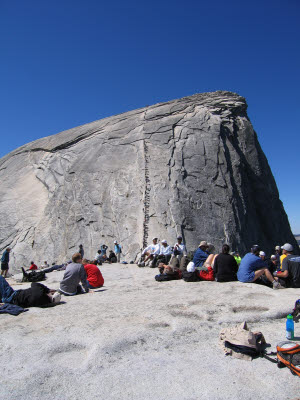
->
<box><xmin>0</xmin><ymin>91</ymin><xmax>298</xmax><ymax>271</ymax></box>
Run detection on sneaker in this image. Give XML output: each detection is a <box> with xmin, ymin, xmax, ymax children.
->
<box><xmin>273</xmin><ymin>281</ymin><xmax>284</xmax><ymax>290</ymax></box>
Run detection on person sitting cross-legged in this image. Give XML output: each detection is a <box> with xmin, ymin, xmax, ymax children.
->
<box><xmin>59</xmin><ymin>253</ymin><xmax>89</xmax><ymax>296</ymax></box>
<box><xmin>213</xmin><ymin>244</ymin><xmax>238</xmax><ymax>282</ymax></box>
<box><xmin>237</xmin><ymin>245</ymin><xmax>282</xmax><ymax>289</ymax></box>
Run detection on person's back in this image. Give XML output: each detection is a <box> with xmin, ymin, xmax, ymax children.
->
<box><xmin>214</xmin><ymin>249</ymin><xmax>238</xmax><ymax>282</ymax></box>
<box><xmin>237</xmin><ymin>252</ymin><xmax>266</xmax><ymax>282</ymax></box>
<box><xmin>60</xmin><ymin>253</ymin><xmax>89</xmax><ymax>295</ymax></box>
<box><xmin>84</xmin><ymin>263</ymin><xmax>104</xmax><ymax>288</ymax></box>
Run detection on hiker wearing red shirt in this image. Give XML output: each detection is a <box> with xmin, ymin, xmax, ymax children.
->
<box><xmin>29</xmin><ymin>261</ymin><xmax>38</xmax><ymax>270</ymax></box>
<box><xmin>82</xmin><ymin>259</ymin><xmax>104</xmax><ymax>289</ymax></box>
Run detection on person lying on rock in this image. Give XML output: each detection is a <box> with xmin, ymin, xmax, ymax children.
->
<box><xmin>82</xmin><ymin>259</ymin><xmax>104</xmax><ymax>289</ymax></box>
<box><xmin>0</xmin><ymin>275</ymin><xmax>61</xmax><ymax>307</ymax></box>
<box><xmin>138</xmin><ymin>237</ymin><xmax>160</xmax><ymax>267</ymax></box>
<box><xmin>237</xmin><ymin>245</ymin><xmax>282</xmax><ymax>289</ymax></box>
<box><xmin>58</xmin><ymin>253</ymin><xmax>89</xmax><ymax>296</ymax></box>
<box><xmin>155</xmin><ymin>262</ymin><xmax>181</xmax><ymax>281</ymax></box>
<box><xmin>213</xmin><ymin>244</ymin><xmax>238</xmax><ymax>282</ymax></box>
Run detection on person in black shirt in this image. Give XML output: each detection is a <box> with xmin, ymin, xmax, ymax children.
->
<box><xmin>275</xmin><ymin>244</ymin><xmax>300</xmax><ymax>288</ymax></box>
<box><xmin>213</xmin><ymin>244</ymin><xmax>238</xmax><ymax>282</ymax></box>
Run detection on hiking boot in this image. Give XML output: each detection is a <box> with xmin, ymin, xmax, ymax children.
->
<box><xmin>273</xmin><ymin>281</ymin><xmax>284</xmax><ymax>289</ymax></box>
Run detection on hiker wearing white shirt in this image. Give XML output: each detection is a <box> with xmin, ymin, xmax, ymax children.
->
<box><xmin>173</xmin><ymin>236</ymin><xmax>187</xmax><ymax>259</ymax></box>
<box><xmin>151</xmin><ymin>239</ymin><xmax>172</xmax><ymax>268</ymax></box>
<box><xmin>138</xmin><ymin>237</ymin><xmax>160</xmax><ymax>267</ymax></box>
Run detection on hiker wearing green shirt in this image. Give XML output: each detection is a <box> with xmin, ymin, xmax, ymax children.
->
<box><xmin>234</xmin><ymin>252</ymin><xmax>241</xmax><ymax>266</ymax></box>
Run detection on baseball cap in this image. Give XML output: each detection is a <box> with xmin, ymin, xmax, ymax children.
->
<box><xmin>177</xmin><ymin>236</ymin><xmax>182</xmax><ymax>240</ymax></box>
<box><xmin>281</xmin><ymin>243</ymin><xmax>293</xmax><ymax>252</ymax></box>
<box><xmin>152</xmin><ymin>237</ymin><xmax>158</xmax><ymax>241</ymax></box>
<box><xmin>271</xmin><ymin>255</ymin><xmax>276</xmax><ymax>260</ymax></box>
<box><xmin>259</xmin><ymin>251</ymin><xmax>265</xmax><ymax>256</ymax></box>
<box><xmin>161</xmin><ymin>239</ymin><xmax>167</xmax><ymax>244</ymax></box>
<box><xmin>199</xmin><ymin>241</ymin><xmax>208</xmax><ymax>247</ymax></box>
<box><xmin>275</xmin><ymin>245</ymin><xmax>280</xmax><ymax>250</ymax></box>
<box><xmin>114</xmin><ymin>240</ymin><xmax>117</xmax><ymax>244</ymax></box>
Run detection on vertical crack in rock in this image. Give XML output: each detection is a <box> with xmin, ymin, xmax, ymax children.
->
<box><xmin>143</xmin><ymin>139</ymin><xmax>151</xmax><ymax>248</ymax></box>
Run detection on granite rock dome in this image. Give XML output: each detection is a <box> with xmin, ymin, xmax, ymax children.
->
<box><xmin>0</xmin><ymin>91</ymin><xmax>297</xmax><ymax>270</ymax></box>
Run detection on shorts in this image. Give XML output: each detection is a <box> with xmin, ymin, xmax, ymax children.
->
<box><xmin>1</xmin><ymin>263</ymin><xmax>9</xmax><ymax>271</ymax></box>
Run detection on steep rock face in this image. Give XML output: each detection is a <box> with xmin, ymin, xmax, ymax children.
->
<box><xmin>0</xmin><ymin>91</ymin><xmax>297</xmax><ymax>271</ymax></box>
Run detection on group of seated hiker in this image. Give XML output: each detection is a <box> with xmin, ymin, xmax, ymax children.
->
<box><xmin>154</xmin><ymin>240</ymin><xmax>300</xmax><ymax>288</ymax></box>
<box><xmin>58</xmin><ymin>253</ymin><xmax>104</xmax><ymax>296</ymax></box>
<box><xmin>238</xmin><ymin>243</ymin><xmax>300</xmax><ymax>289</ymax></box>
<box><xmin>138</xmin><ymin>236</ymin><xmax>187</xmax><ymax>268</ymax></box>
<box><xmin>94</xmin><ymin>243</ymin><xmax>120</xmax><ymax>265</ymax></box>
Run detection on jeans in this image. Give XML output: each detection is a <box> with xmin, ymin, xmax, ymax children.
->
<box><xmin>0</xmin><ymin>275</ymin><xmax>17</xmax><ymax>303</ymax></box>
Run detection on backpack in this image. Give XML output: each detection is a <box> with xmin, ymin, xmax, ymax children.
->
<box><xmin>276</xmin><ymin>341</ymin><xmax>300</xmax><ymax>377</ymax></box>
<box><xmin>22</xmin><ymin>267</ymin><xmax>46</xmax><ymax>282</ymax></box>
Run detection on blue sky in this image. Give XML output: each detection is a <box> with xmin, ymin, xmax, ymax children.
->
<box><xmin>1</xmin><ymin>0</ymin><xmax>299</xmax><ymax>232</ymax></box>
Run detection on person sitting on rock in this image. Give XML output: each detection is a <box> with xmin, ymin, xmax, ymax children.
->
<box><xmin>193</xmin><ymin>241</ymin><xmax>209</xmax><ymax>269</ymax></box>
<box><xmin>172</xmin><ymin>236</ymin><xmax>187</xmax><ymax>261</ymax></box>
<box><xmin>274</xmin><ymin>244</ymin><xmax>300</xmax><ymax>288</ymax></box>
<box><xmin>40</xmin><ymin>261</ymin><xmax>49</xmax><ymax>269</ymax></box>
<box><xmin>107</xmin><ymin>250</ymin><xmax>117</xmax><ymax>263</ymax></box>
<box><xmin>100</xmin><ymin>244</ymin><xmax>108</xmax><ymax>257</ymax></box>
<box><xmin>213</xmin><ymin>244</ymin><xmax>238</xmax><ymax>282</ymax></box>
<box><xmin>0</xmin><ymin>275</ymin><xmax>61</xmax><ymax>307</ymax></box>
<box><xmin>259</xmin><ymin>251</ymin><xmax>276</xmax><ymax>274</ymax></box>
<box><xmin>138</xmin><ymin>237</ymin><xmax>160</xmax><ymax>267</ymax></box>
<box><xmin>151</xmin><ymin>239</ymin><xmax>172</xmax><ymax>268</ymax></box>
<box><xmin>233</xmin><ymin>252</ymin><xmax>242</xmax><ymax>266</ymax></box>
<box><xmin>59</xmin><ymin>253</ymin><xmax>89</xmax><ymax>296</ymax></box>
<box><xmin>94</xmin><ymin>250</ymin><xmax>103</xmax><ymax>265</ymax></box>
<box><xmin>82</xmin><ymin>259</ymin><xmax>104</xmax><ymax>289</ymax></box>
<box><xmin>237</xmin><ymin>245</ymin><xmax>282</xmax><ymax>289</ymax></box>
<box><xmin>29</xmin><ymin>261</ymin><xmax>38</xmax><ymax>271</ymax></box>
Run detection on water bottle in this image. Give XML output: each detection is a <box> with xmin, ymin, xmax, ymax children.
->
<box><xmin>286</xmin><ymin>314</ymin><xmax>294</xmax><ymax>340</ymax></box>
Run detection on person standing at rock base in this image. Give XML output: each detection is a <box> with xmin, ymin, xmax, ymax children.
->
<box><xmin>114</xmin><ymin>240</ymin><xmax>122</xmax><ymax>263</ymax></box>
<box><xmin>79</xmin><ymin>244</ymin><xmax>84</xmax><ymax>259</ymax></box>
<box><xmin>1</xmin><ymin>248</ymin><xmax>11</xmax><ymax>278</ymax></box>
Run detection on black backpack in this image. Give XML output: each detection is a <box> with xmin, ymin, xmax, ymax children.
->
<box><xmin>22</xmin><ymin>267</ymin><xmax>46</xmax><ymax>282</ymax></box>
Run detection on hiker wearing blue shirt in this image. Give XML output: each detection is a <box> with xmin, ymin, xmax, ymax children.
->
<box><xmin>193</xmin><ymin>241</ymin><xmax>209</xmax><ymax>269</ymax></box>
<box><xmin>114</xmin><ymin>240</ymin><xmax>122</xmax><ymax>263</ymax></box>
<box><xmin>1</xmin><ymin>248</ymin><xmax>11</xmax><ymax>278</ymax></box>
<box><xmin>237</xmin><ymin>245</ymin><xmax>282</xmax><ymax>289</ymax></box>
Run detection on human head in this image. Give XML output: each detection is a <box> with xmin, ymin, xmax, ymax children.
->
<box><xmin>281</xmin><ymin>243</ymin><xmax>293</xmax><ymax>254</ymax></box>
<box><xmin>72</xmin><ymin>252</ymin><xmax>83</xmax><ymax>263</ymax></box>
<box><xmin>152</xmin><ymin>237</ymin><xmax>158</xmax><ymax>244</ymax></box>
<box><xmin>259</xmin><ymin>251</ymin><xmax>265</xmax><ymax>260</ymax></box>
<box><xmin>30</xmin><ymin>261</ymin><xmax>34</xmax><ymax>264</ymax></box>
<box><xmin>177</xmin><ymin>236</ymin><xmax>182</xmax><ymax>243</ymax></box>
<box><xmin>79</xmin><ymin>244</ymin><xmax>83</xmax><ymax>248</ymax></box>
<box><xmin>271</xmin><ymin>255</ymin><xmax>276</xmax><ymax>263</ymax></box>
<box><xmin>222</xmin><ymin>244</ymin><xmax>230</xmax><ymax>254</ymax></box>
<box><xmin>98</xmin><ymin>250</ymin><xmax>101</xmax><ymax>254</ymax></box>
<box><xmin>161</xmin><ymin>239</ymin><xmax>167</xmax><ymax>247</ymax></box>
<box><xmin>82</xmin><ymin>258</ymin><xmax>89</xmax><ymax>265</ymax></box>
<box><xmin>275</xmin><ymin>245</ymin><xmax>280</xmax><ymax>252</ymax></box>
<box><xmin>199</xmin><ymin>241</ymin><xmax>208</xmax><ymax>250</ymax></box>
<box><xmin>6</xmin><ymin>248</ymin><xmax>11</xmax><ymax>252</ymax></box>
<box><xmin>251</xmin><ymin>245</ymin><xmax>261</xmax><ymax>256</ymax></box>
<box><xmin>91</xmin><ymin>260</ymin><xmax>98</xmax><ymax>265</ymax></box>
<box><xmin>114</xmin><ymin>240</ymin><xmax>118</xmax><ymax>244</ymax></box>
